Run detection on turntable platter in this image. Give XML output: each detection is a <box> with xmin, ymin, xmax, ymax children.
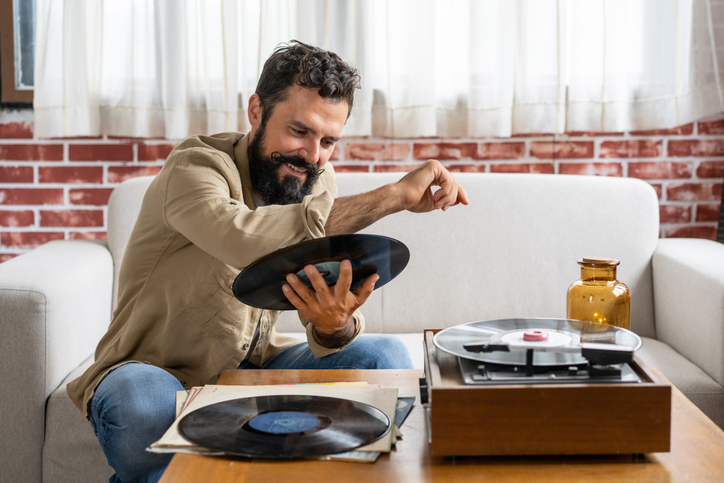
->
<box><xmin>433</xmin><ymin>318</ymin><xmax>642</xmax><ymax>366</ymax></box>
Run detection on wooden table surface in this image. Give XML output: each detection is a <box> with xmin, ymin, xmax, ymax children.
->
<box><xmin>159</xmin><ymin>369</ymin><xmax>724</xmax><ymax>482</ymax></box>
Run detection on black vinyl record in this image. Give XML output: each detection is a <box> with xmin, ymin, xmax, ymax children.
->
<box><xmin>433</xmin><ymin>318</ymin><xmax>642</xmax><ymax>367</ymax></box>
<box><xmin>232</xmin><ymin>234</ymin><xmax>410</xmax><ymax>310</ymax></box>
<box><xmin>177</xmin><ymin>394</ymin><xmax>391</xmax><ymax>458</ymax></box>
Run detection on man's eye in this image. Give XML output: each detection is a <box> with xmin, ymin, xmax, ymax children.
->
<box><xmin>293</xmin><ymin>129</ymin><xmax>305</xmax><ymax>135</ymax></box>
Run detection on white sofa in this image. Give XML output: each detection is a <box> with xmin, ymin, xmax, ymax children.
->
<box><xmin>1</xmin><ymin>172</ymin><xmax>723</xmax><ymax>482</ymax></box>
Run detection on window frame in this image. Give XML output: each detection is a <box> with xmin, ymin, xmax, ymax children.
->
<box><xmin>0</xmin><ymin>0</ymin><xmax>33</xmax><ymax>104</ymax></box>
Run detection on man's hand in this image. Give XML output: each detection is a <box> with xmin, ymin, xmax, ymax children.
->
<box><xmin>282</xmin><ymin>260</ymin><xmax>379</xmax><ymax>347</ymax></box>
<box><xmin>394</xmin><ymin>159</ymin><xmax>470</xmax><ymax>213</ymax></box>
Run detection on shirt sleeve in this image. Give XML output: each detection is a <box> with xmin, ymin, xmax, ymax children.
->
<box><xmin>299</xmin><ymin>309</ymin><xmax>366</xmax><ymax>358</ymax></box>
<box><xmin>163</xmin><ymin>147</ymin><xmax>337</xmax><ymax>269</ymax></box>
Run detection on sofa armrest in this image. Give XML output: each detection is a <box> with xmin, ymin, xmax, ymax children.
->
<box><xmin>652</xmin><ymin>238</ymin><xmax>724</xmax><ymax>387</ymax></box>
<box><xmin>0</xmin><ymin>240</ymin><xmax>113</xmax><ymax>483</ymax></box>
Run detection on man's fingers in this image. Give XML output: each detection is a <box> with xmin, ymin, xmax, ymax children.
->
<box><xmin>285</xmin><ymin>272</ymin><xmax>319</xmax><ymax>307</ymax></box>
<box><xmin>282</xmin><ymin>283</ymin><xmax>309</xmax><ymax>314</ymax></box>
<box><xmin>334</xmin><ymin>260</ymin><xmax>353</xmax><ymax>298</ymax></box>
<box><xmin>457</xmin><ymin>185</ymin><xmax>470</xmax><ymax>205</ymax></box>
<box><xmin>353</xmin><ymin>273</ymin><xmax>379</xmax><ymax>305</ymax></box>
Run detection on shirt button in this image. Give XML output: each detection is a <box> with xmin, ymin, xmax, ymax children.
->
<box><xmin>243</xmin><ymin>343</ymin><xmax>250</xmax><ymax>350</ymax></box>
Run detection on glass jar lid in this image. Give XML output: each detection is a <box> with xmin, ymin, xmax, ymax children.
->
<box><xmin>578</xmin><ymin>257</ymin><xmax>620</xmax><ymax>267</ymax></box>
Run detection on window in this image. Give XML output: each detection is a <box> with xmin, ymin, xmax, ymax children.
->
<box><xmin>1</xmin><ymin>0</ymin><xmax>35</xmax><ymax>104</ymax></box>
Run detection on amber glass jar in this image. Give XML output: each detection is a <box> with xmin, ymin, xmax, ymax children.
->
<box><xmin>566</xmin><ymin>257</ymin><xmax>630</xmax><ymax>329</ymax></box>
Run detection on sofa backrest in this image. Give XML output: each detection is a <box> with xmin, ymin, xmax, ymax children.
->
<box><xmin>107</xmin><ymin>173</ymin><xmax>660</xmax><ymax>338</ymax></box>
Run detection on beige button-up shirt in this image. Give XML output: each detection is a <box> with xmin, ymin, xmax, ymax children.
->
<box><xmin>67</xmin><ymin>132</ymin><xmax>364</xmax><ymax>419</ymax></box>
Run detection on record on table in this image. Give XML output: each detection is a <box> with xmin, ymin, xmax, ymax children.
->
<box><xmin>233</xmin><ymin>234</ymin><xmax>410</xmax><ymax>310</ymax></box>
<box><xmin>433</xmin><ymin>318</ymin><xmax>642</xmax><ymax>367</ymax></box>
<box><xmin>177</xmin><ymin>394</ymin><xmax>391</xmax><ymax>458</ymax></box>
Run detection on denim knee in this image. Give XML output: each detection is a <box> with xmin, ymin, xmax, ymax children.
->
<box><xmin>90</xmin><ymin>363</ymin><xmax>183</xmax><ymax>483</ymax></box>
<box><xmin>345</xmin><ymin>335</ymin><xmax>414</xmax><ymax>369</ymax></box>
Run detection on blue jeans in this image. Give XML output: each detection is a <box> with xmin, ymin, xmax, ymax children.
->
<box><xmin>90</xmin><ymin>335</ymin><xmax>413</xmax><ymax>483</ymax></box>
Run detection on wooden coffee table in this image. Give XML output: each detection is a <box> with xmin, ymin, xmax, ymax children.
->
<box><xmin>160</xmin><ymin>369</ymin><xmax>724</xmax><ymax>482</ymax></box>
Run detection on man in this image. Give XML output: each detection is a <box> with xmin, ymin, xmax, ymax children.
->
<box><xmin>68</xmin><ymin>41</ymin><xmax>468</xmax><ymax>482</ymax></box>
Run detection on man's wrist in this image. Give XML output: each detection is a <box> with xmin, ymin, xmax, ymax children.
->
<box><xmin>312</xmin><ymin>318</ymin><xmax>356</xmax><ymax>349</ymax></box>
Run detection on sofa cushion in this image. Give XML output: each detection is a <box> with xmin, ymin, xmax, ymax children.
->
<box><xmin>43</xmin><ymin>356</ymin><xmax>113</xmax><ymax>483</ymax></box>
<box><xmin>637</xmin><ymin>337</ymin><xmax>724</xmax><ymax>428</ymax></box>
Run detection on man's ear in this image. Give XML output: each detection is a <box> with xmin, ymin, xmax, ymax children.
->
<box><xmin>248</xmin><ymin>94</ymin><xmax>262</xmax><ymax>135</ymax></box>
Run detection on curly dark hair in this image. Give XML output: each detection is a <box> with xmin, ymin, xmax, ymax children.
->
<box><xmin>255</xmin><ymin>40</ymin><xmax>361</xmax><ymax>124</ymax></box>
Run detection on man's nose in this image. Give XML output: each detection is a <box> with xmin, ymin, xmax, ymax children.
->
<box><xmin>299</xmin><ymin>141</ymin><xmax>321</xmax><ymax>165</ymax></box>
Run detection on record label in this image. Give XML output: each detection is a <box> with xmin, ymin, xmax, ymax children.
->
<box><xmin>248</xmin><ymin>411</ymin><xmax>321</xmax><ymax>434</ymax></box>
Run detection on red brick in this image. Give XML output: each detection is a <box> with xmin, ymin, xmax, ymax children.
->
<box><xmin>446</xmin><ymin>164</ymin><xmax>487</xmax><ymax>173</ymax></box>
<box><xmin>667</xmin><ymin>182</ymin><xmax>723</xmax><ymax>201</ymax></box>
<box><xmin>0</xmin><ymin>166</ymin><xmax>33</xmax><ymax>183</ymax></box>
<box><xmin>664</xmin><ymin>225</ymin><xmax>717</xmax><ymax>240</ymax></box>
<box><xmin>329</xmin><ymin>164</ymin><xmax>370</xmax><ymax>173</ymax></box>
<box><xmin>600</xmin><ymin>140</ymin><xmax>662</xmax><ymax>158</ymax></box>
<box><xmin>530</xmin><ymin>141</ymin><xmax>594</xmax><ymax>159</ymax></box>
<box><xmin>474</xmin><ymin>142</ymin><xmax>526</xmax><ymax>160</ymax></box>
<box><xmin>69</xmin><ymin>188</ymin><xmax>114</xmax><ymax>205</ymax></box>
<box><xmin>696</xmin><ymin>161</ymin><xmax>724</xmax><ymax>178</ymax></box>
<box><xmin>347</xmin><ymin>143</ymin><xmax>410</xmax><ymax>161</ymax></box>
<box><xmin>698</xmin><ymin>119</ymin><xmax>724</xmax><ymax>135</ymax></box>
<box><xmin>53</xmin><ymin>135</ymin><xmax>103</xmax><ymax>140</ymax></box>
<box><xmin>138</xmin><ymin>143</ymin><xmax>176</xmax><ymax>162</ymax></box>
<box><xmin>649</xmin><ymin>183</ymin><xmax>663</xmax><ymax>199</ymax></box>
<box><xmin>695</xmin><ymin>204</ymin><xmax>721</xmax><ymax>222</ymax></box>
<box><xmin>0</xmin><ymin>188</ymin><xmax>64</xmax><ymax>205</ymax></box>
<box><xmin>40</xmin><ymin>210</ymin><xmax>104</xmax><ymax>227</ymax></box>
<box><xmin>630</xmin><ymin>123</ymin><xmax>694</xmax><ymax>136</ymax></box>
<box><xmin>0</xmin><ymin>210</ymin><xmax>34</xmax><ymax>227</ymax></box>
<box><xmin>0</xmin><ymin>144</ymin><xmax>63</xmax><ymax>161</ymax></box>
<box><xmin>628</xmin><ymin>161</ymin><xmax>692</xmax><ymax>179</ymax></box>
<box><xmin>70</xmin><ymin>143</ymin><xmax>133</xmax><ymax>161</ymax></box>
<box><xmin>0</xmin><ymin>253</ymin><xmax>20</xmax><ymax>263</ymax></box>
<box><xmin>511</xmin><ymin>132</ymin><xmax>553</xmax><ymax>137</ymax></box>
<box><xmin>70</xmin><ymin>231</ymin><xmax>108</xmax><ymax>241</ymax></box>
<box><xmin>490</xmin><ymin>163</ymin><xmax>555</xmax><ymax>174</ymax></box>
<box><xmin>0</xmin><ymin>122</ymin><xmax>33</xmax><ymax>139</ymax></box>
<box><xmin>565</xmin><ymin>131</ymin><xmax>625</xmax><ymax>137</ymax></box>
<box><xmin>659</xmin><ymin>205</ymin><xmax>691</xmax><ymax>223</ymax></box>
<box><xmin>413</xmin><ymin>143</ymin><xmax>476</xmax><ymax>160</ymax></box>
<box><xmin>668</xmin><ymin>139</ymin><xmax>724</xmax><ymax>157</ymax></box>
<box><xmin>39</xmin><ymin>166</ymin><xmax>103</xmax><ymax>184</ymax></box>
<box><xmin>107</xmin><ymin>165</ymin><xmax>162</xmax><ymax>183</ymax></box>
<box><xmin>373</xmin><ymin>164</ymin><xmax>420</xmax><ymax>173</ymax></box>
<box><xmin>1</xmin><ymin>231</ymin><xmax>65</xmax><ymax>248</ymax></box>
<box><xmin>559</xmin><ymin>162</ymin><xmax>623</xmax><ymax>177</ymax></box>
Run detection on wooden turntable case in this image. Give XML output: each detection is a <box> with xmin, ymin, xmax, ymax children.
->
<box><xmin>422</xmin><ymin>329</ymin><xmax>671</xmax><ymax>456</ymax></box>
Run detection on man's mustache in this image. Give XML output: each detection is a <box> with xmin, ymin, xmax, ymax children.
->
<box><xmin>270</xmin><ymin>151</ymin><xmax>320</xmax><ymax>175</ymax></box>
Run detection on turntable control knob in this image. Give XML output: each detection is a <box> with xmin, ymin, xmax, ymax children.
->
<box><xmin>523</xmin><ymin>330</ymin><xmax>549</xmax><ymax>342</ymax></box>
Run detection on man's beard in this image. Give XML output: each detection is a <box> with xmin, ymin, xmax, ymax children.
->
<box><xmin>247</xmin><ymin>123</ymin><xmax>321</xmax><ymax>206</ymax></box>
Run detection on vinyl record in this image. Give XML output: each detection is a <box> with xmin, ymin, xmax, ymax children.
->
<box><xmin>177</xmin><ymin>395</ymin><xmax>391</xmax><ymax>458</ymax></box>
<box><xmin>433</xmin><ymin>318</ymin><xmax>642</xmax><ymax>366</ymax></box>
<box><xmin>232</xmin><ymin>234</ymin><xmax>410</xmax><ymax>310</ymax></box>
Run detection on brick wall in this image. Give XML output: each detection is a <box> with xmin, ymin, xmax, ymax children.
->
<box><xmin>1</xmin><ymin>111</ymin><xmax>723</xmax><ymax>262</ymax></box>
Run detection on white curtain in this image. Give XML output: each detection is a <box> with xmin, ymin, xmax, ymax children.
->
<box><xmin>34</xmin><ymin>0</ymin><xmax>724</xmax><ymax>139</ymax></box>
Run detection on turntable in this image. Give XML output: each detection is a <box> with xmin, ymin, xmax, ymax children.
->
<box><xmin>420</xmin><ymin>318</ymin><xmax>671</xmax><ymax>456</ymax></box>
